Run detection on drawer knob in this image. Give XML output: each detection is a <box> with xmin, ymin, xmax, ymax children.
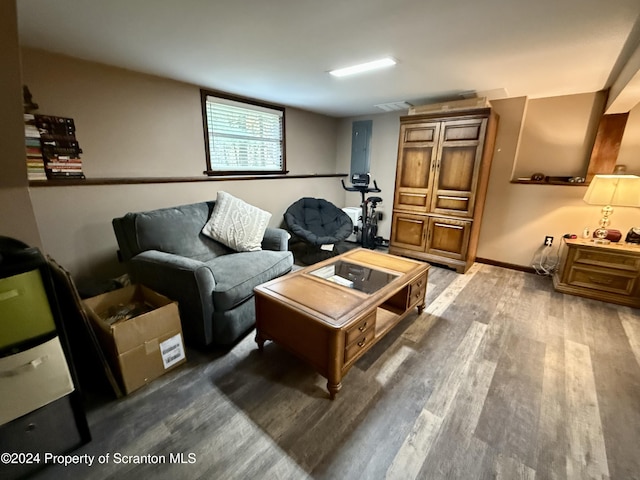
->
<box><xmin>357</xmin><ymin>338</ymin><xmax>367</xmax><ymax>348</ymax></box>
<box><xmin>358</xmin><ymin>322</ymin><xmax>368</xmax><ymax>332</ymax></box>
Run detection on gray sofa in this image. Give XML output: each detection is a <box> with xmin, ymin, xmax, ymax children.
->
<box><xmin>112</xmin><ymin>201</ymin><xmax>293</xmax><ymax>347</ymax></box>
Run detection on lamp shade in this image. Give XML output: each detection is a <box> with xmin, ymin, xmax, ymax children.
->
<box><xmin>583</xmin><ymin>175</ymin><xmax>640</xmax><ymax>207</ymax></box>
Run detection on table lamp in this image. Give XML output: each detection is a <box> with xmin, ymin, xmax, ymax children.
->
<box><xmin>583</xmin><ymin>174</ymin><xmax>640</xmax><ymax>244</ymax></box>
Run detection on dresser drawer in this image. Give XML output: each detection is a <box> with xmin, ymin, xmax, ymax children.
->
<box><xmin>0</xmin><ymin>337</ymin><xmax>74</xmax><ymax>425</ymax></box>
<box><xmin>0</xmin><ymin>394</ymin><xmax>85</xmax><ymax>480</ymax></box>
<box><xmin>344</xmin><ymin>328</ymin><xmax>375</xmax><ymax>364</ymax></box>
<box><xmin>571</xmin><ymin>247</ymin><xmax>640</xmax><ymax>273</ymax></box>
<box><xmin>345</xmin><ymin>311</ymin><xmax>376</xmax><ymax>346</ymax></box>
<box><xmin>0</xmin><ymin>270</ymin><xmax>57</xmax><ymax>351</ymax></box>
<box><xmin>565</xmin><ymin>265</ymin><xmax>638</xmax><ymax>296</ymax></box>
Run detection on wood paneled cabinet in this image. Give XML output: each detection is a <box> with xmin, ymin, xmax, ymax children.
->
<box><xmin>553</xmin><ymin>238</ymin><xmax>640</xmax><ymax>308</ymax></box>
<box><xmin>390</xmin><ymin>108</ymin><xmax>498</xmax><ymax>273</ymax></box>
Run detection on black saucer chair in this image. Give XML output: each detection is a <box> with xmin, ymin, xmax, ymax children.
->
<box><xmin>284</xmin><ymin>197</ymin><xmax>354</xmax><ymax>265</ymax></box>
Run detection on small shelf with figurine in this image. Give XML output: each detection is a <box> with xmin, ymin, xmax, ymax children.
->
<box><xmin>511</xmin><ymin>173</ymin><xmax>588</xmax><ymax>186</ymax></box>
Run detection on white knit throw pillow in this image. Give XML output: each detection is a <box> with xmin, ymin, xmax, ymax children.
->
<box><xmin>201</xmin><ymin>192</ymin><xmax>271</xmax><ymax>252</ymax></box>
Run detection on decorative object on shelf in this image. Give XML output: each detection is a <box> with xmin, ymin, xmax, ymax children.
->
<box><xmin>593</xmin><ymin>229</ymin><xmax>622</xmax><ymax>242</ymax></box>
<box><xmin>583</xmin><ymin>174</ymin><xmax>640</xmax><ymax>244</ymax></box>
<box><xmin>626</xmin><ymin>227</ymin><xmax>640</xmax><ymax>244</ymax></box>
<box><xmin>530</xmin><ymin>172</ymin><xmax>545</xmax><ymax>181</ymax></box>
<box><xmin>22</xmin><ymin>85</ymin><xmax>39</xmax><ymax>112</ymax></box>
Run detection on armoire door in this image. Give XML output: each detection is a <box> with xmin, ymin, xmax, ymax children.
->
<box><xmin>390</xmin><ymin>212</ymin><xmax>429</xmax><ymax>252</ymax></box>
<box><xmin>393</xmin><ymin>122</ymin><xmax>440</xmax><ymax>213</ymax></box>
<box><xmin>425</xmin><ymin>217</ymin><xmax>472</xmax><ymax>260</ymax></box>
<box><xmin>430</xmin><ymin>118</ymin><xmax>487</xmax><ymax>218</ymax></box>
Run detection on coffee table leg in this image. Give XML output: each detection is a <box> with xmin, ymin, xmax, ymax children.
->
<box><xmin>327</xmin><ymin>380</ymin><xmax>342</xmax><ymax>400</ymax></box>
<box><xmin>255</xmin><ymin>331</ymin><xmax>266</xmax><ymax>351</ymax></box>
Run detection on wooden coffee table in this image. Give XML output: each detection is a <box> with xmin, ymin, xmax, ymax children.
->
<box><xmin>254</xmin><ymin>248</ymin><xmax>429</xmax><ymax>399</ymax></box>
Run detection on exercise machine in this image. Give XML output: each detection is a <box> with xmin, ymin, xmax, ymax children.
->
<box><xmin>341</xmin><ymin>173</ymin><xmax>383</xmax><ymax>249</ymax></box>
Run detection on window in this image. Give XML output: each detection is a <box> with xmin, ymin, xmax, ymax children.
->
<box><xmin>201</xmin><ymin>90</ymin><xmax>286</xmax><ymax>175</ymax></box>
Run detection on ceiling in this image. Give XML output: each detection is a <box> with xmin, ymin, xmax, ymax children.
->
<box><xmin>16</xmin><ymin>0</ymin><xmax>640</xmax><ymax>118</ymax></box>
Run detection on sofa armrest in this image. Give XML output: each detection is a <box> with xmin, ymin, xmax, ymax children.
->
<box><xmin>129</xmin><ymin>250</ymin><xmax>216</xmax><ymax>347</ymax></box>
<box><xmin>262</xmin><ymin>227</ymin><xmax>290</xmax><ymax>252</ymax></box>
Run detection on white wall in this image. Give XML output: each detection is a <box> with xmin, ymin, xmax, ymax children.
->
<box><xmin>21</xmin><ymin>48</ymin><xmax>342</xmax><ymax>281</ymax></box>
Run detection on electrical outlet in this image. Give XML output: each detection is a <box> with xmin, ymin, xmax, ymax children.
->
<box><xmin>544</xmin><ymin>236</ymin><xmax>554</xmax><ymax>246</ymax></box>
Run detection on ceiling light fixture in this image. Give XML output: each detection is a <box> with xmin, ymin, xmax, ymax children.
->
<box><xmin>329</xmin><ymin>57</ymin><xmax>396</xmax><ymax>77</ymax></box>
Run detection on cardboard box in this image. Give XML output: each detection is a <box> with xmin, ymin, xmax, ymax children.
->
<box><xmin>408</xmin><ymin>96</ymin><xmax>490</xmax><ymax>115</ymax></box>
<box><xmin>83</xmin><ymin>285</ymin><xmax>186</xmax><ymax>394</ymax></box>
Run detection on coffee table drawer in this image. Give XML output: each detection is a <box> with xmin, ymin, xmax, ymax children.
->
<box><xmin>408</xmin><ymin>274</ymin><xmax>427</xmax><ymax>308</ymax></box>
<box><xmin>345</xmin><ymin>312</ymin><xmax>376</xmax><ymax>346</ymax></box>
<box><xmin>344</xmin><ymin>328</ymin><xmax>375</xmax><ymax>363</ymax></box>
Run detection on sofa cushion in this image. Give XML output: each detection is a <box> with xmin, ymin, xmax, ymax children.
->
<box><xmin>208</xmin><ymin>250</ymin><xmax>292</xmax><ymax>311</ymax></box>
<box><xmin>132</xmin><ymin>202</ymin><xmax>231</xmax><ymax>262</ymax></box>
<box><xmin>202</xmin><ymin>192</ymin><xmax>271</xmax><ymax>252</ymax></box>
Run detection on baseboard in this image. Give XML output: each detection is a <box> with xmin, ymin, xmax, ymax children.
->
<box><xmin>475</xmin><ymin>257</ymin><xmax>536</xmax><ymax>274</ymax></box>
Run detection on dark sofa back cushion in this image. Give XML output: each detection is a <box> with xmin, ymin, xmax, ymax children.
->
<box><xmin>114</xmin><ymin>202</ymin><xmax>231</xmax><ymax>262</ymax></box>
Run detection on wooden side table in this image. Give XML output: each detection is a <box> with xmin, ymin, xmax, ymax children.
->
<box><xmin>553</xmin><ymin>238</ymin><xmax>640</xmax><ymax>308</ymax></box>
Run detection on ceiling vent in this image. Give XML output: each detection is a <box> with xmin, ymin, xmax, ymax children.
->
<box><xmin>374</xmin><ymin>101</ymin><xmax>413</xmax><ymax>112</ymax></box>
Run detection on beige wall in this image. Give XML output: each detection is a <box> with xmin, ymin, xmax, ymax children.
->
<box><xmin>337</xmin><ymin>96</ymin><xmax>640</xmax><ymax>269</ymax></box>
<box><xmin>481</xmin><ymin>97</ymin><xmax>640</xmax><ymax>267</ymax></box>
<box><xmin>20</xmin><ymin>48</ymin><xmax>339</xmax><ymax>178</ymax></box>
<box><xmin>617</xmin><ymin>105</ymin><xmax>640</xmax><ymax>169</ymax></box>
<box><xmin>0</xmin><ymin>1</ymin><xmax>42</xmax><ymax>247</ymax></box>
<box><xmin>336</xmin><ymin>111</ymin><xmax>403</xmax><ymax>241</ymax></box>
<box><xmin>512</xmin><ymin>92</ymin><xmax>606</xmax><ymax>179</ymax></box>
<box><xmin>13</xmin><ymin>41</ymin><xmax>640</xmax><ymax>277</ymax></box>
<box><xmin>20</xmin><ymin>49</ymin><xmax>342</xmax><ymax>281</ymax></box>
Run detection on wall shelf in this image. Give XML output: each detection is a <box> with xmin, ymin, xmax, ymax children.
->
<box><xmin>29</xmin><ymin>173</ymin><xmax>348</xmax><ymax>187</ymax></box>
<box><xmin>510</xmin><ymin>179</ymin><xmax>588</xmax><ymax>186</ymax></box>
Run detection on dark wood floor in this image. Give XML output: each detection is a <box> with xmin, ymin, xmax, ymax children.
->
<box><xmin>30</xmin><ymin>263</ymin><xmax>640</xmax><ymax>480</ymax></box>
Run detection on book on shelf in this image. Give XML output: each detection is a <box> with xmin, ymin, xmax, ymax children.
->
<box><xmin>29</xmin><ymin>113</ymin><xmax>85</xmax><ymax>181</ymax></box>
<box><xmin>24</xmin><ymin>125</ymin><xmax>40</xmax><ymax>137</ymax></box>
<box><xmin>26</xmin><ymin>146</ymin><xmax>43</xmax><ymax>157</ymax></box>
<box><xmin>35</xmin><ymin>115</ymin><xmax>75</xmax><ymax>130</ymax></box>
<box><xmin>39</xmin><ymin>133</ymin><xmax>78</xmax><ymax>143</ymax></box>
<box><xmin>46</xmin><ymin>171</ymin><xmax>86</xmax><ymax>179</ymax></box>
<box><xmin>24</xmin><ymin>114</ymin><xmax>46</xmax><ymax>181</ymax></box>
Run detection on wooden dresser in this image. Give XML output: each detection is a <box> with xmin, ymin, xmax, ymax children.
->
<box><xmin>388</xmin><ymin>107</ymin><xmax>498</xmax><ymax>273</ymax></box>
<box><xmin>553</xmin><ymin>238</ymin><xmax>640</xmax><ymax>308</ymax></box>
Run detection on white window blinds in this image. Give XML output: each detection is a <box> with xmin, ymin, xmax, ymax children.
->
<box><xmin>204</xmin><ymin>95</ymin><xmax>284</xmax><ymax>173</ymax></box>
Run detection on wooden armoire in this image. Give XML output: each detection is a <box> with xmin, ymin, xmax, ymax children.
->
<box><xmin>389</xmin><ymin>107</ymin><xmax>499</xmax><ymax>273</ymax></box>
